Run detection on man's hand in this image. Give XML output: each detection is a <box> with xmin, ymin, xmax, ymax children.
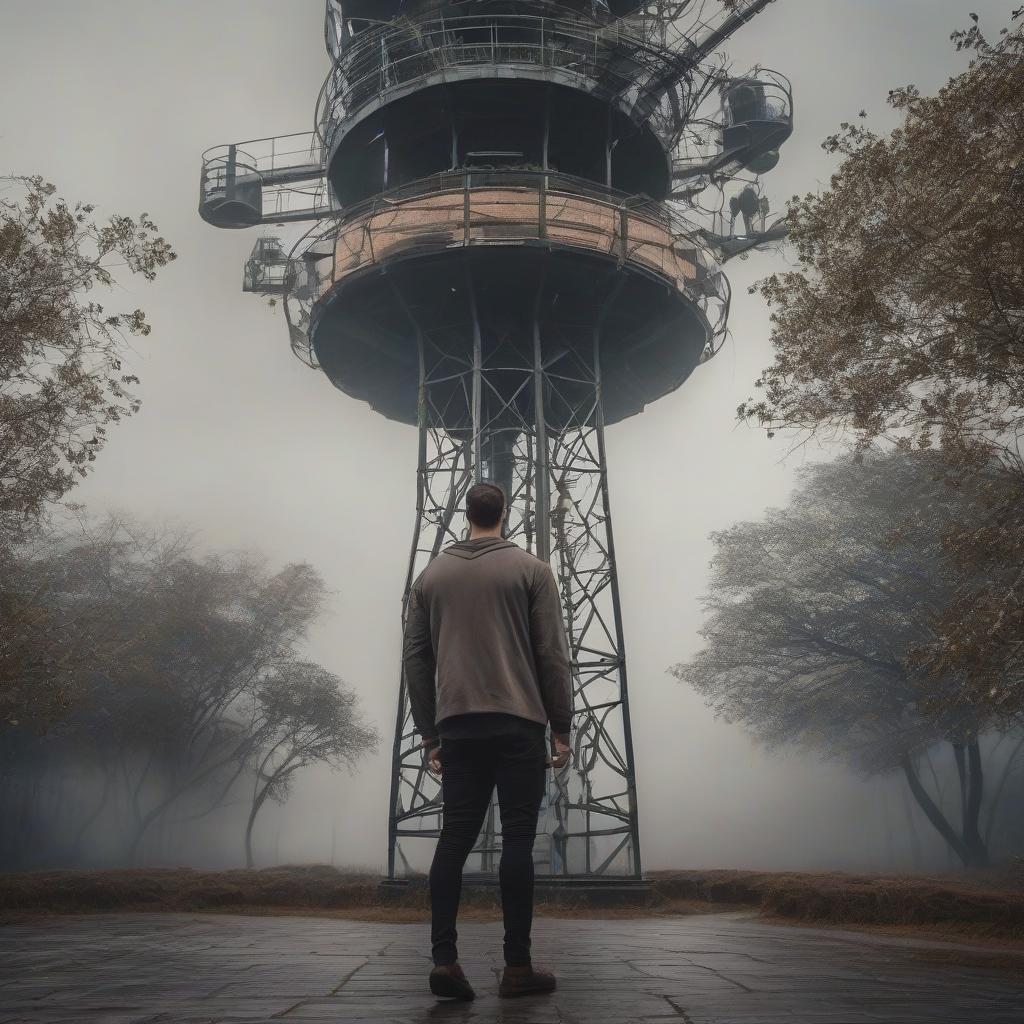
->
<box><xmin>550</xmin><ymin>733</ymin><xmax>571</xmax><ymax>770</ymax></box>
<box><xmin>421</xmin><ymin>737</ymin><xmax>442</xmax><ymax>776</ymax></box>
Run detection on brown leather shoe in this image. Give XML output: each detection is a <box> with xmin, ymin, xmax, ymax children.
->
<box><xmin>499</xmin><ymin>964</ymin><xmax>557</xmax><ymax>998</ymax></box>
<box><xmin>429</xmin><ymin>963</ymin><xmax>476</xmax><ymax>1000</ymax></box>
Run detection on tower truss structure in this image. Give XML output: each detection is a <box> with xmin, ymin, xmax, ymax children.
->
<box><xmin>199</xmin><ymin>0</ymin><xmax>793</xmax><ymax>881</ymax></box>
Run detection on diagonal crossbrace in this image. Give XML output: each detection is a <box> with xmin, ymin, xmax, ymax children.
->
<box><xmin>385</xmin><ymin>267</ymin><xmax>642</xmax><ymax>881</ymax></box>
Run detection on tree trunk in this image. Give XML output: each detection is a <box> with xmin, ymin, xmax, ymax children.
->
<box><xmin>900</xmin><ymin>777</ymin><xmax>924</xmax><ymax>869</ymax></box>
<box><xmin>900</xmin><ymin>755</ymin><xmax>972</xmax><ymax>867</ymax></box>
<box><xmin>985</xmin><ymin>733</ymin><xmax>1024</xmax><ymax>851</ymax></box>
<box><xmin>126</xmin><ymin>750</ymin><xmax>248</xmax><ymax>865</ymax></box>
<box><xmin>244</xmin><ymin>786</ymin><xmax>272</xmax><ymax>869</ymax></box>
<box><xmin>952</xmin><ymin>742</ymin><xmax>968</xmax><ymax>822</ymax></box>
<box><xmin>244</xmin><ymin>807</ymin><xmax>258</xmax><ymax>870</ymax></box>
<box><xmin>961</xmin><ymin>738</ymin><xmax>989</xmax><ymax>868</ymax></box>
<box><xmin>879</xmin><ymin>781</ymin><xmax>896</xmax><ymax>867</ymax></box>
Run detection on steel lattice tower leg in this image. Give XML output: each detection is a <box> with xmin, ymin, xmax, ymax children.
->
<box><xmin>385</xmin><ymin>264</ymin><xmax>642</xmax><ymax>880</ymax></box>
<box><xmin>197</xmin><ymin>0</ymin><xmax>794</xmax><ymax>892</ymax></box>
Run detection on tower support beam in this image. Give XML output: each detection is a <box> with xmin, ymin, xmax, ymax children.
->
<box><xmin>385</xmin><ymin>256</ymin><xmax>642</xmax><ymax>879</ymax></box>
<box><xmin>199</xmin><ymin>0</ymin><xmax>796</xmax><ymax>890</ymax></box>
<box><xmin>533</xmin><ymin>294</ymin><xmax>551</xmax><ymax>563</ymax></box>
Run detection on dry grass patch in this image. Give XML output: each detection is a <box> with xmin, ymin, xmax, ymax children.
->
<box><xmin>2</xmin><ymin>865</ymin><xmax>1023</xmax><ymax>942</ymax></box>
<box><xmin>649</xmin><ymin>868</ymin><xmax>1024</xmax><ymax>942</ymax></box>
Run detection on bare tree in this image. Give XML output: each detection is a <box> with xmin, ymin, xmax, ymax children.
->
<box><xmin>1</xmin><ymin>518</ymin><xmax>337</xmax><ymax>865</ymax></box>
<box><xmin>673</xmin><ymin>452</ymin><xmax>1023</xmax><ymax>868</ymax></box>
<box><xmin>243</xmin><ymin>662</ymin><xmax>379</xmax><ymax>868</ymax></box>
<box><xmin>110</xmin><ymin>540</ymin><xmax>328</xmax><ymax>863</ymax></box>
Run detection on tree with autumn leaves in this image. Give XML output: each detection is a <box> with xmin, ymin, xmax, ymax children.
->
<box><xmin>1</xmin><ymin>177</ymin><xmax>176</xmax><ymax>724</ymax></box>
<box><xmin>1</xmin><ymin>181</ymin><xmax>378</xmax><ymax>868</ymax></box>
<box><xmin>738</xmin><ymin>15</ymin><xmax>1024</xmax><ymax>716</ymax></box>
<box><xmin>679</xmin><ymin>13</ymin><xmax>1024</xmax><ymax>866</ymax></box>
<box><xmin>0</xmin><ymin>177</ymin><xmax>176</xmax><ymax>538</ymax></box>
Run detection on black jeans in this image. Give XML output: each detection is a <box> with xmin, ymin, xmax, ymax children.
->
<box><xmin>429</xmin><ymin>731</ymin><xmax>546</xmax><ymax>967</ymax></box>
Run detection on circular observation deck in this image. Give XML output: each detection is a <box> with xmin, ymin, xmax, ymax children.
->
<box><xmin>318</xmin><ymin>14</ymin><xmax>685</xmax><ymax>205</ymax></box>
<box><xmin>296</xmin><ymin>172</ymin><xmax>728</xmax><ymax>430</ymax></box>
<box><xmin>198</xmin><ymin>148</ymin><xmax>263</xmax><ymax>228</ymax></box>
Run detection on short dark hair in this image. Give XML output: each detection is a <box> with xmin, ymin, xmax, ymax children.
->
<box><xmin>466</xmin><ymin>481</ymin><xmax>506</xmax><ymax>528</ymax></box>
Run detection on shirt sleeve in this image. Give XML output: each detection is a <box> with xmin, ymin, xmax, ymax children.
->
<box><xmin>402</xmin><ymin>580</ymin><xmax>438</xmax><ymax>742</ymax></box>
<box><xmin>528</xmin><ymin>563</ymin><xmax>573</xmax><ymax>735</ymax></box>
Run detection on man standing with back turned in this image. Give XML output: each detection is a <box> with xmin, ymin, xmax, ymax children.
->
<box><xmin>402</xmin><ymin>481</ymin><xmax>573</xmax><ymax>1001</ymax></box>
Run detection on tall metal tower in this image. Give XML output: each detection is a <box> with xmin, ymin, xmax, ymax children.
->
<box><xmin>199</xmin><ymin>0</ymin><xmax>793</xmax><ymax>882</ymax></box>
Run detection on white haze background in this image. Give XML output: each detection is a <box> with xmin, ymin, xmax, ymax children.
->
<box><xmin>0</xmin><ymin>0</ymin><xmax>1009</xmax><ymax>872</ymax></box>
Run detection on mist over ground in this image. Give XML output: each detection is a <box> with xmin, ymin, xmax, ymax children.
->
<box><xmin>1</xmin><ymin>0</ymin><xmax>1016</xmax><ymax>875</ymax></box>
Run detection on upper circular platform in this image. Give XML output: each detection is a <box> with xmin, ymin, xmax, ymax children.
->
<box><xmin>318</xmin><ymin>13</ymin><xmax>684</xmax><ymax>203</ymax></box>
<box><xmin>293</xmin><ymin>171</ymin><xmax>728</xmax><ymax>428</ymax></box>
<box><xmin>329</xmin><ymin>78</ymin><xmax>672</xmax><ymax>207</ymax></box>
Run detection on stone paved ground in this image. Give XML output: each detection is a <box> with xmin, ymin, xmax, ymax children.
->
<box><xmin>0</xmin><ymin>912</ymin><xmax>1022</xmax><ymax>1024</ymax></box>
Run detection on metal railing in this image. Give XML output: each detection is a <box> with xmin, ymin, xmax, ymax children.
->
<box><xmin>200</xmin><ymin>133</ymin><xmax>330</xmax><ymax>224</ymax></box>
<box><xmin>336</xmin><ymin>166</ymin><xmax>701</xmax><ymax>234</ymax></box>
<box><xmin>315</xmin><ymin>14</ymin><xmax>687</xmax><ymax>149</ymax></box>
<box><xmin>199</xmin><ymin>148</ymin><xmax>260</xmax><ymax>207</ymax></box>
<box><xmin>282</xmin><ymin>169</ymin><xmax>729</xmax><ymax>366</ymax></box>
<box><xmin>201</xmin><ymin>133</ymin><xmax>323</xmax><ymax>187</ymax></box>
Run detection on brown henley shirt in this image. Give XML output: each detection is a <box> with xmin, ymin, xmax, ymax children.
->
<box><xmin>401</xmin><ymin>536</ymin><xmax>573</xmax><ymax>743</ymax></box>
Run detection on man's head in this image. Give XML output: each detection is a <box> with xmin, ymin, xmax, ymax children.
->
<box><xmin>466</xmin><ymin>481</ymin><xmax>506</xmax><ymax>533</ymax></box>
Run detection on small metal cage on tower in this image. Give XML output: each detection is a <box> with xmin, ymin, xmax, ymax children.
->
<box><xmin>242</xmin><ymin>237</ymin><xmax>295</xmax><ymax>296</ymax></box>
<box><xmin>721</xmin><ymin>70</ymin><xmax>793</xmax><ymax>175</ymax></box>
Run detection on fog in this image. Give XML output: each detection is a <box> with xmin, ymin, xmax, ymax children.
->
<box><xmin>0</xmin><ymin>0</ymin><xmax>1014</xmax><ymax>874</ymax></box>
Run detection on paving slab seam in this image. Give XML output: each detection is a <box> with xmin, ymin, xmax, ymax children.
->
<box><xmin>664</xmin><ymin>996</ymin><xmax>697</xmax><ymax>1021</ymax></box>
<box><xmin>327</xmin><ymin>959</ymin><xmax>369</xmax><ymax>995</ymax></box>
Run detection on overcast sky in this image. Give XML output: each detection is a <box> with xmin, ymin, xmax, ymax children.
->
<box><xmin>0</xmin><ymin>0</ymin><xmax>1013</xmax><ymax>872</ymax></box>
